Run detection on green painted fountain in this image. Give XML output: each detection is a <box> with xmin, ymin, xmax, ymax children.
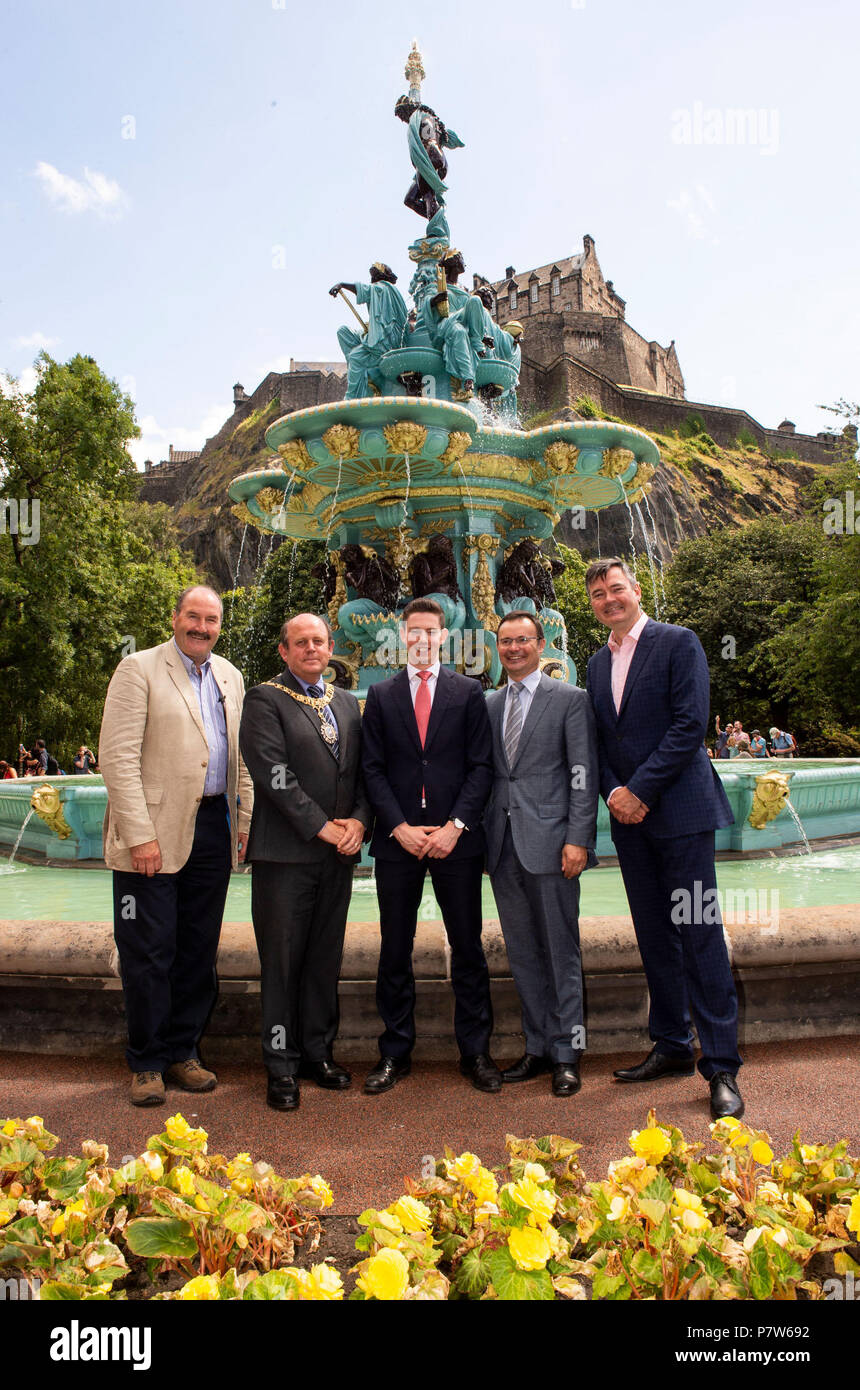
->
<box><xmin>227</xmin><ymin>43</ymin><xmax>659</xmax><ymax>697</ymax></box>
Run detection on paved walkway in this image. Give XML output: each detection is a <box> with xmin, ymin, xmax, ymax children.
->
<box><xmin>2</xmin><ymin>1037</ymin><xmax>857</xmax><ymax>1212</ymax></box>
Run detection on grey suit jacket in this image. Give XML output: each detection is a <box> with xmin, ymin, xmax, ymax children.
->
<box><xmin>484</xmin><ymin>674</ymin><xmax>599</xmax><ymax>876</ymax></box>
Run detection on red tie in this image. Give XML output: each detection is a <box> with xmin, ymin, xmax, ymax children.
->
<box><xmin>415</xmin><ymin>670</ymin><xmax>432</xmax><ymax>745</ymax></box>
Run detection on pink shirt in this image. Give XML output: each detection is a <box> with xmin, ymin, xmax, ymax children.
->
<box><xmin>608</xmin><ymin>611</ymin><xmax>650</xmax><ymax>714</ymax></box>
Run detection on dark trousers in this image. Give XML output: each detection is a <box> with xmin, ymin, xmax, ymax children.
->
<box><xmin>374</xmin><ymin>854</ymin><xmax>492</xmax><ymax>1059</ymax></box>
<box><xmin>113</xmin><ymin>796</ymin><xmax>231</xmax><ymax>1073</ymax></box>
<box><xmin>612</xmin><ymin>823</ymin><xmax>742</xmax><ymax>1079</ymax></box>
<box><xmin>251</xmin><ymin>854</ymin><xmax>353</xmax><ymax>1079</ymax></box>
<box><xmin>490</xmin><ymin>823</ymin><xmax>584</xmax><ymax>1063</ymax></box>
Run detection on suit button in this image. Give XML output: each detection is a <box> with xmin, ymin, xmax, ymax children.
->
<box><xmin>510</xmin><ymin>776</ymin><xmax>517</xmax><ymax>782</ymax></box>
<box><xmin>201</xmin><ymin>761</ymin><xmax>207</xmax><ymax>767</ymax></box>
<box><xmin>422</xmin><ymin>759</ymin><xmax>428</xmax><ymax>766</ymax></box>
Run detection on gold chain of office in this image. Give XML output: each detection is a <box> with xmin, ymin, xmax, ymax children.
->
<box><xmin>265</xmin><ymin>679</ymin><xmax>338</xmax><ymax>746</ymax></box>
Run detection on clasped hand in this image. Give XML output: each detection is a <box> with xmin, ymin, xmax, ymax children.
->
<box><xmin>607</xmin><ymin>786</ymin><xmax>649</xmax><ymax>824</ymax></box>
<box><xmin>318</xmin><ymin>817</ymin><xmax>365</xmax><ymax>855</ymax></box>
<box><xmin>394</xmin><ymin>820</ymin><xmax>462</xmax><ymax>859</ymax></box>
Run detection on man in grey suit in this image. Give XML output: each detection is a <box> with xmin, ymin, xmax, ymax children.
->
<box><xmin>238</xmin><ymin>613</ymin><xmax>369</xmax><ymax>1112</ymax></box>
<box><xmin>485</xmin><ymin>611</ymin><xmax>599</xmax><ymax>1096</ymax></box>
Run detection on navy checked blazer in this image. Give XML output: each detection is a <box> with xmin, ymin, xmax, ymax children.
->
<box><xmin>586</xmin><ymin>619</ymin><xmax>734</xmax><ymax>840</ymax></box>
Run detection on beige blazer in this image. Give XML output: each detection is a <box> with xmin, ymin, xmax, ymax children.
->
<box><xmin>98</xmin><ymin>639</ymin><xmax>254</xmax><ymax>874</ymax></box>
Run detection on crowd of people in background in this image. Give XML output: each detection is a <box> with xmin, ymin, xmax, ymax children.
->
<box><xmin>0</xmin><ymin>742</ymin><xmax>98</xmax><ymax>779</ymax></box>
<box><xmin>710</xmin><ymin>718</ymin><xmax>798</xmax><ymax>761</ymax></box>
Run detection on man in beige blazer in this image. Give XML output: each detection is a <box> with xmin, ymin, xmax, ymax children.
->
<box><xmin>99</xmin><ymin>585</ymin><xmax>253</xmax><ymax>1106</ymax></box>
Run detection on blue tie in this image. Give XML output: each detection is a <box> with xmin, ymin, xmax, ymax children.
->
<box><xmin>308</xmin><ymin>684</ymin><xmax>339</xmax><ymax>758</ymax></box>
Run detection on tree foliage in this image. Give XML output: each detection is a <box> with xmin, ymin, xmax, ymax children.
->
<box><xmin>0</xmin><ymin>354</ymin><xmax>198</xmax><ymax>764</ymax></box>
<box><xmin>220</xmin><ymin>537</ymin><xmax>326</xmax><ymax>688</ymax></box>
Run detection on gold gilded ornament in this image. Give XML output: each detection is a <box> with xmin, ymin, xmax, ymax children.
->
<box><xmin>439</xmin><ymin>432</ymin><xmax>472</xmax><ymax>466</ymax></box>
<box><xmin>231</xmin><ymin>502</ymin><xmax>257</xmax><ymax>527</ymax></box>
<box><xmin>30</xmin><ymin>785</ymin><xmax>72</xmax><ymax>840</ymax></box>
<box><xmin>264</xmin><ymin>679</ymin><xmax>338</xmax><ymax>747</ymax></box>
<box><xmin>543</xmin><ymin>442</ymin><xmax>580</xmax><ymax>475</ymax></box>
<box><xmin>384</xmin><ymin>422</ymin><xmax>427</xmax><ymax>456</ymax></box>
<box><xmin>748</xmin><ymin>772</ymin><xmax>792</xmax><ymax>829</ymax></box>
<box><xmin>322</xmin><ymin>424</ymin><xmax>360</xmax><ymax>460</ymax></box>
<box><xmin>277</xmin><ymin>439</ymin><xmax>314</xmax><ymax>471</ymax></box>
<box><xmin>255</xmin><ymin>486</ymin><xmax>287</xmax><ymax>514</ymax></box>
<box><xmin>600</xmin><ymin>447</ymin><xmax>634</xmax><ymax>480</ymax></box>
<box><xmin>464</xmin><ymin>535</ymin><xmax>500</xmax><ymax>633</ymax></box>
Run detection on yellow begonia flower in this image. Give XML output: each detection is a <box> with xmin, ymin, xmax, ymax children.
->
<box><xmin>475</xmin><ymin>1202</ymin><xmax>499</xmax><ymax>1224</ymax></box>
<box><xmin>607</xmin><ymin>1194</ymin><xmax>629</xmax><ymax>1223</ymax></box>
<box><xmin>25</xmin><ymin>1116</ymin><xmax>44</xmax><ymax>1128</ymax></box>
<box><xmin>0</xmin><ymin>1211</ymin><xmax>12</xmax><ymax>1227</ymax></box>
<box><xmin>234</xmin><ymin>1153</ymin><xmax>251</xmax><ymax>1165</ymax></box>
<box><xmin>194</xmin><ymin>1195</ymin><xmax>209</xmax><ymax>1212</ymax></box>
<box><xmin>728</xmin><ymin>1129</ymin><xmax>750</xmax><ymax>1149</ymax></box>
<box><xmin>140</xmin><ymin>1150</ymin><xmax>164</xmax><ymax>1181</ymax></box>
<box><xmin>305</xmin><ymin>1263</ymin><xmax>344</xmax><ymax>1300</ymax></box>
<box><xmin>230</xmin><ymin>1176</ymin><xmax>252</xmax><ymax>1195</ymax></box>
<box><xmin>375</xmin><ymin>1209</ymin><xmax>403</xmax><ymax>1235</ymax></box>
<box><xmin>751</xmin><ymin>1140</ymin><xmax>774</xmax><ymax>1165</ymax></box>
<box><xmin>523</xmin><ymin>1163</ymin><xmax>549</xmax><ymax>1184</ymax></box>
<box><xmin>447</xmin><ymin>1152</ymin><xmax>481</xmax><ymax>1183</ymax></box>
<box><xmin>672</xmin><ymin>1188</ymin><xmax>706</xmax><ymax>1215</ymax></box>
<box><xmin>466</xmin><ymin>1167</ymin><xmax>498</xmax><ymax>1206</ymax></box>
<box><xmin>174</xmin><ymin>1166</ymin><xmax>195</xmax><ymax>1197</ymax></box>
<box><xmin>2</xmin><ymin>1120</ymin><xmax>16</xmax><ymax>1136</ymax></box>
<box><xmin>309</xmin><ymin>1175</ymin><xmax>334</xmax><ymax>1208</ymax></box>
<box><xmin>847</xmin><ymin>1193</ymin><xmax>860</xmax><ymax>1236</ymax></box>
<box><xmin>758</xmin><ymin>1180</ymin><xmax>782</xmax><ymax>1202</ymax></box>
<box><xmin>66</xmin><ymin>1199</ymin><xmax>87</xmax><ymax>1216</ymax></box>
<box><xmin>165</xmin><ymin>1114</ymin><xmax>191</xmax><ymax>1141</ymax></box>
<box><xmin>509</xmin><ymin>1177</ymin><xmax>556</xmax><ymax>1226</ymax></box>
<box><xmin>51</xmin><ymin>1213</ymin><xmax>65</xmax><ymax>1237</ymax></box>
<box><xmin>679</xmin><ymin>1208</ymin><xmax>711</xmax><ymax>1232</ymax></box>
<box><xmin>357</xmin><ymin>1247</ymin><xmax>410</xmax><ymax>1301</ymax></box>
<box><xmin>719</xmin><ymin>1115</ymin><xmax>740</xmax><ymax>1130</ymax></box>
<box><xmin>800</xmin><ymin>1145</ymin><xmax>819</xmax><ymax>1162</ymax></box>
<box><xmin>508</xmin><ymin>1224</ymin><xmax>552</xmax><ymax>1271</ymax></box>
<box><xmin>389</xmin><ymin>1196</ymin><xmax>432</xmax><ymax>1233</ymax></box>
<box><xmin>179</xmin><ymin>1275</ymin><xmax>220</xmax><ymax>1300</ymax></box>
<box><xmin>629</xmin><ymin>1127</ymin><xmax>672</xmax><ymax>1164</ymax></box>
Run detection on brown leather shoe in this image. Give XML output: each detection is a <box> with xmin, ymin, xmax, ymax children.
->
<box><xmin>166</xmin><ymin>1059</ymin><xmax>217</xmax><ymax>1092</ymax></box>
<box><xmin>130</xmin><ymin>1071</ymin><xmax>165</xmax><ymax>1107</ymax></box>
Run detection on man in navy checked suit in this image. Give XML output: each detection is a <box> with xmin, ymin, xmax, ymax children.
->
<box><xmin>585</xmin><ymin>559</ymin><xmax>744</xmax><ymax>1120</ymax></box>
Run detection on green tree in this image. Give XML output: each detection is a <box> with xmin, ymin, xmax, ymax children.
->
<box><xmin>220</xmin><ymin>537</ymin><xmax>327</xmax><ymax>687</ymax></box>
<box><xmin>0</xmin><ymin>353</ymin><xmax>198</xmax><ymax>765</ymax></box>
<box><xmin>553</xmin><ymin>542</ymin><xmax>659</xmax><ymax>684</ymax></box>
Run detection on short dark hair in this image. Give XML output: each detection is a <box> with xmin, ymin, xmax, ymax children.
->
<box><xmin>496</xmin><ymin>610</ymin><xmax>544</xmax><ymax>641</ymax></box>
<box><xmin>174</xmin><ymin>585</ymin><xmax>224</xmax><ymax>617</ymax></box>
<box><xmin>584</xmin><ymin>558</ymin><xmax>637</xmax><ymax>591</ymax></box>
<box><xmin>400</xmin><ymin>598</ymin><xmax>445</xmax><ymax>626</ymax></box>
<box><xmin>280</xmin><ymin>612</ymin><xmax>334</xmax><ymax>646</ymax></box>
<box><xmin>34</xmin><ymin>739</ymin><xmax>46</xmax><ymax>749</ymax></box>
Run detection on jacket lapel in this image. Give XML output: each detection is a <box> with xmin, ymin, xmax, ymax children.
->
<box><xmin>391</xmin><ymin>669</ymin><xmax>423</xmax><ymax>757</ymax></box>
<box><xmin>616</xmin><ymin>620</ymin><xmax>659</xmax><ymax>720</ymax></box>
<box><xmin>163</xmin><ymin>642</ymin><xmax>208</xmax><ymax>745</ymax></box>
<box><xmin>278</xmin><ymin>670</ymin><xmax>338</xmax><ymax>757</ymax></box>
<box><xmin>422</xmin><ymin>666</ymin><xmax>453</xmax><ymax>755</ymax></box>
<box><xmin>592</xmin><ymin>644</ymin><xmax>616</xmax><ymax>723</ymax></box>
<box><xmin>509</xmin><ymin>675</ymin><xmax>551</xmax><ymax>769</ymax></box>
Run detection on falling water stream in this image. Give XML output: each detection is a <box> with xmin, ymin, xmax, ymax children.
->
<box><xmin>635</xmin><ymin>502</ymin><xmax>661</xmax><ymax>619</ymax></box>
<box><xmin>643</xmin><ymin>494</ymin><xmax>668</xmax><ymax>611</ymax></box>
<box><xmin>4</xmin><ymin>808</ymin><xmax>34</xmax><ymax>870</ymax></box>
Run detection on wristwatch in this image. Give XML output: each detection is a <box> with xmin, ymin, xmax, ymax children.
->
<box><xmin>453</xmin><ymin>818</ymin><xmax>467</xmax><ymax>832</ymax></box>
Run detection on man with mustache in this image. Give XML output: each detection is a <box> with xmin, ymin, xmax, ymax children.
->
<box><xmin>99</xmin><ymin>586</ymin><xmax>253</xmax><ymax>1107</ymax></box>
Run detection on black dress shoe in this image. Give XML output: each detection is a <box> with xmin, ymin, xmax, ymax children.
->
<box><xmin>613</xmin><ymin>1045</ymin><xmax>696</xmax><ymax>1083</ymax></box>
<box><xmin>551</xmin><ymin>1063</ymin><xmax>582</xmax><ymax>1097</ymax></box>
<box><xmin>363</xmin><ymin>1057</ymin><xmax>411</xmax><ymax>1095</ymax></box>
<box><xmin>266</xmin><ymin>1075</ymin><xmax>299</xmax><ymax>1111</ymax></box>
<box><xmin>709</xmin><ymin>1071</ymin><xmax>744</xmax><ymax>1120</ymax></box>
<box><xmin>502</xmin><ymin>1054</ymin><xmax>550</xmax><ymax>1083</ymax></box>
<box><xmin>459</xmin><ymin>1053</ymin><xmax>502</xmax><ymax>1093</ymax></box>
<box><xmin>298</xmin><ymin>1059</ymin><xmax>352</xmax><ymax>1090</ymax></box>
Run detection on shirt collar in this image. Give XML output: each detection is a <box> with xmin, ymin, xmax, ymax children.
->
<box><xmin>289</xmin><ymin>669</ymin><xmax>328</xmax><ymax>696</ymax></box>
<box><xmin>407</xmin><ymin>660</ymin><xmax>441</xmax><ymax>681</ymax></box>
<box><xmin>608</xmin><ymin>611</ymin><xmax>650</xmax><ymax>652</ymax></box>
<box><xmin>173</xmin><ymin>638</ymin><xmax>212</xmax><ymax>677</ymax></box>
<box><xmin>508</xmin><ymin>666</ymin><xmax>543</xmax><ymax>695</ymax></box>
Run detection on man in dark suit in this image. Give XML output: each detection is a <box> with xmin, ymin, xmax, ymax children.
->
<box><xmin>584</xmin><ymin>560</ymin><xmax>743</xmax><ymax>1120</ymax></box>
<box><xmin>361</xmin><ymin>598</ymin><xmax>499</xmax><ymax>1094</ymax></box>
<box><xmin>239</xmin><ymin>612</ymin><xmax>369</xmax><ymax>1112</ymax></box>
<box><xmin>485</xmin><ymin>611</ymin><xmax>599</xmax><ymax>1097</ymax></box>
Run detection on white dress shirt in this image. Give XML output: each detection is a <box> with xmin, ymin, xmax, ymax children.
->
<box><xmin>406</xmin><ymin>660</ymin><xmax>441</xmax><ymax>707</ymax></box>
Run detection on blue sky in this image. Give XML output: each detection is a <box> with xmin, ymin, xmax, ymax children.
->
<box><xmin>2</xmin><ymin>0</ymin><xmax>857</xmax><ymax>464</ymax></box>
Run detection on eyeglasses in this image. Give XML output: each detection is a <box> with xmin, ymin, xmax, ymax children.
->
<box><xmin>497</xmin><ymin>636</ymin><xmax>538</xmax><ymax>648</ymax></box>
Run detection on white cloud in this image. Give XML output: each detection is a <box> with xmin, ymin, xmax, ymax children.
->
<box><xmin>0</xmin><ymin>366</ymin><xmax>40</xmax><ymax>398</ymax></box>
<box><xmin>14</xmin><ymin>330</ymin><xmax>59</xmax><ymax>350</ymax></box>
<box><xmin>33</xmin><ymin>162</ymin><xmax>128</xmax><ymax>218</ymax></box>
<box><xmin>128</xmin><ymin>403</ymin><xmax>231</xmax><ymax>469</ymax></box>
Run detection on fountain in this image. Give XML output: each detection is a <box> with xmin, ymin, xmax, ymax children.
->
<box><xmin>227</xmin><ymin>45</ymin><xmax>661</xmax><ymax>699</ymax></box>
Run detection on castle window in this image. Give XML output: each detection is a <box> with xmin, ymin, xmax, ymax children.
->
<box><xmin>552</xmin><ymin>275</ymin><xmax>560</xmax><ymax>296</ymax></box>
<box><xmin>509</xmin><ymin>289</ymin><xmax>517</xmax><ymax>311</ymax></box>
<box><xmin>530</xmin><ymin>282</ymin><xmax>538</xmax><ymax>304</ymax></box>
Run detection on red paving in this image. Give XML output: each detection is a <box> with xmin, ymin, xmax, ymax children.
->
<box><xmin>2</xmin><ymin>1037</ymin><xmax>858</xmax><ymax>1213</ymax></box>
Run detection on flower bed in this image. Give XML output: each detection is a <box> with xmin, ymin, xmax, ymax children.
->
<box><xmin>1</xmin><ymin>1110</ymin><xmax>858</xmax><ymax>1300</ymax></box>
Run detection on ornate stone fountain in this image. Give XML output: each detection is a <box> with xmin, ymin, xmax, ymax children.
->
<box><xmin>228</xmin><ymin>43</ymin><xmax>660</xmax><ymax>697</ymax></box>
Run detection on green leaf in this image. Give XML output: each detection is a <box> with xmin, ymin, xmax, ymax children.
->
<box><xmin>487</xmin><ymin>1249</ymin><xmax>555</xmax><ymax>1301</ymax></box>
<box><xmin>688</xmin><ymin>1162</ymin><xmax>722</xmax><ymax>1195</ymax></box>
<box><xmin>243</xmin><ymin>1270</ymin><xmax>301</xmax><ymax>1300</ymax></box>
<box><xmin>643</xmin><ymin>1172</ymin><xmax>674</xmax><ymax>1204</ymax></box>
<box><xmin>651</xmin><ymin>1213</ymin><xmax>674</xmax><ymax>1250</ymax></box>
<box><xmin>630</xmin><ymin>1249</ymin><xmax>663</xmax><ymax>1285</ymax></box>
<box><xmin>747</xmin><ymin>1241</ymin><xmax>774</xmax><ymax>1300</ymax></box>
<box><xmin>221</xmin><ymin>1199</ymin><xmax>269</xmax><ymax>1235</ymax></box>
<box><xmin>698</xmin><ymin>1244</ymin><xmax>727</xmax><ymax>1280</ymax></box>
<box><xmin>125</xmin><ymin>1217</ymin><xmax>197</xmax><ymax>1261</ymax></box>
<box><xmin>41</xmin><ymin>1156</ymin><xmax>91</xmax><ymax>1201</ymax></box>
<box><xmin>455</xmin><ymin>1247</ymin><xmax>493</xmax><ymax>1297</ymax></box>
<box><xmin>592</xmin><ymin>1267</ymin><xmax>631</xmax><ymax>1300</ymax></box>
<box><xmin>39</xmin><ymin>1282</ymin><xmax>116</xmax><ymax>1300</ymax></box>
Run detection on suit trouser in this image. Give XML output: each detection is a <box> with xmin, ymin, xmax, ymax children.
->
<box><xmin>490</xmin><ymin>823</ymin><xmax>584</xmax><ymax>1064</ymax></box>
<box><xmin>374</xmin><ymin>853</ymin><xmax>492</xmax><ymax>1059</ymax></box>
<box><xmin>113</xmin><ymin>795</ymin><xmax>231</xmax><ymax>1073</ymax></box>
<box><xmin>251</xmin><ymin>853</ymin><xmax>353</xmax><ymax>1078</ymax></box>
<box><xmin>611</xmin><ymin>823</ymin><xmax>742</xmax><ymax>1079</ymax></box>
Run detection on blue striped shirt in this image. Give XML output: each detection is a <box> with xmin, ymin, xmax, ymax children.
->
<box><xmin>173</xmin><ymin>640</ymin><xmax>228</xmax><ymax>795</ymax></box>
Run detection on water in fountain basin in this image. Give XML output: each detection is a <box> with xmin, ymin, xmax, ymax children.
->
<box><xmin>635</xmin><ymin>502</ymin><xmax>661</xmax><ymax>620</ymax></box>
<box><xmin>785</xmin><ymin>799</ymin><xmax>813</xmax><ymax>855</ymax></box>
